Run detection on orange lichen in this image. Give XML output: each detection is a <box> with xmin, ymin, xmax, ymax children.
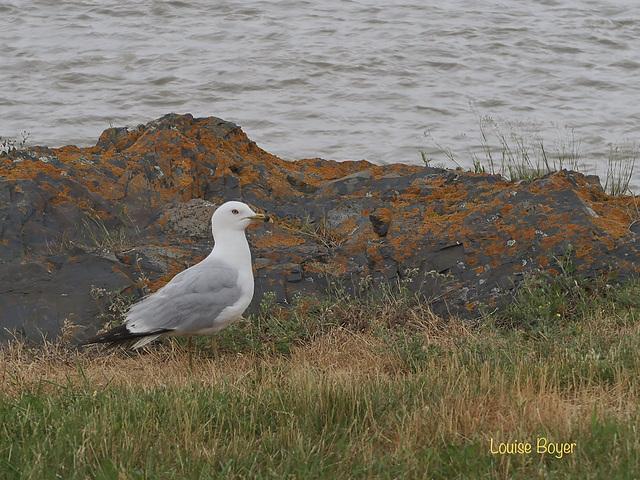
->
<box><xmin>372</xmin><ymin>207</ymin><xmax>394</xmax><ymax>223</ymax></box>
<box><xmin>1</xmin><ymin>159</ymin><xmax>65</xmax><ymax>180</ymax></box>
<box><xmin>500</xmin><ymin>204</ymin><xmax>514</xmax><ymax>215</ymax></box>
<box><xmin>5</xmin><ymin>115</ymin><xmax>640</xmax><ymax>326</ymax></box>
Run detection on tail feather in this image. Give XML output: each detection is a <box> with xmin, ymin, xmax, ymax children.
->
<box><xmin>79</xmin><ymin>324</ymin><xmax>172</xmax><ymax>347</ymax></box>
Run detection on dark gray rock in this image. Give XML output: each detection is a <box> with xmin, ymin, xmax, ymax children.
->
<box><xmin>1</xmin><ymin>113</ymin><xmax>639</xmax><ymax>345</ymax></box>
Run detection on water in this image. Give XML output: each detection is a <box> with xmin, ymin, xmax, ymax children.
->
<box><xmin>2</xmin><ymin>0</ymin><xmax>640</xmax><ymax>189</ymax></box>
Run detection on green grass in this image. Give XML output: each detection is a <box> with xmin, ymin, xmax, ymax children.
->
<box><xmin>0</xmin><ymin>131</ymin><xmax>29</xmax><ymax>156</ymax></box>
<box><xmin>3</xmin><ymin>267</ymin><xmax>640</xmax><ymax>478</ymax></box>
<box><xmin>423</xmin><ymin>105</ymin><xmax>639</xmax><ymax>195</ymax></box>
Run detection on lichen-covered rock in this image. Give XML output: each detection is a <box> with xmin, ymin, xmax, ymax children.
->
<box><xmin>1</xmin><ymin>113</ymin><xmax>639</xmax><ymax>344</ymax></box>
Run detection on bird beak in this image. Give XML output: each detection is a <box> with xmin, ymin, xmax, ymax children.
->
<box><xmin>250</xmin><ymin>213</ymin><xmax>273</xmax><ymax>223</ymax></box>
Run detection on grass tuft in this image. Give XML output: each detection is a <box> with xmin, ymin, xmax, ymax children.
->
<box><xmin>0</xmin><ymin>131</ymin><xmax>29</xmax><ymax>156</ymax></box>
<box><xmin>424</xmin><ymin>105</ymin><xmax>638</xmax><ymax>195</ymax></box>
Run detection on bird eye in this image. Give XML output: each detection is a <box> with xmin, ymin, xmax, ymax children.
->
<box><xmin>231</xmin><ymin>209</ymin><xmax>239</xmax><ymax>215</ymax></box>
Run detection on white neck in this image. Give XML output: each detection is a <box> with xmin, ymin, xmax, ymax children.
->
<box><xmin>209</xmin><ymin>229</ymin><xmax>252</xmax><ymax>268</ymax></box>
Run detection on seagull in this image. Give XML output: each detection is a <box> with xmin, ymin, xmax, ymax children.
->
<box><xmin>80</xmin><ymin>201</ymin><xmax>272</xmax><ymax>362</ymax></box>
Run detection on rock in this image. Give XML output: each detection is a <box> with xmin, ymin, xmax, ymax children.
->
<box><xmin>0</xmin><ymin>247</ymin><xmax>134</xmax><ymax>343</ymax></box>
<box><xmin>1</xmin><ymin>113</ymin><xmax>639</xmax><ymax>344</ymax></box>
<box><xmin>369</xmin><ymin>207</ymin><xmax>393</xmax><ymax>237</ymax></box>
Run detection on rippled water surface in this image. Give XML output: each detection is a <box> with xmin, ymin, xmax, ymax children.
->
<box><xmin>2</xmin><ymin>0</ymin><xmax>640</xmax><ymax>186</ymax></box>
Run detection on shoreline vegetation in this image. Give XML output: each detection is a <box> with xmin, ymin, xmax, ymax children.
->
<box><xmin>2</xmin><ymin>115</ymin><xmax>640</xmax><ymax>477</ymax></box>
<box><xmin>422</xmin><ymin>107</ymin><xmax>639</xmax><ymax>196</ymax></box>
<box><xmin>2</xmin><ymin>263</ymin><xmax>640</xmax><ymax>478</ymax></box>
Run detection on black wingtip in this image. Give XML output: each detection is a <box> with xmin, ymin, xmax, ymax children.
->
<box><xmin>79</xmin><ymin>324</ymin><xmax>172</xmax><ymax>347</ymax></box>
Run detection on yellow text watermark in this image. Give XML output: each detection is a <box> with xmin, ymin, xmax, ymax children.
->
<box><xmin>490</xmin><ymin>437</ymin><xmax>576</xmax><ymax>459</ymax></box>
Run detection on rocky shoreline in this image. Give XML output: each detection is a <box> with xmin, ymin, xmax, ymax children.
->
<box><xmin>1</xmin><ymin>113</ymin><xmax>639</xmax><ymax>344</ymax></box>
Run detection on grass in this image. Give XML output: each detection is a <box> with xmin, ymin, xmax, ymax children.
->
<box><xmin>423</xmin><ymin>105</ymin><xmax>639</xmax><ymax>195</ymax></box>
<box><xmin>604</xmin><ymin>141</ymin><xmax>638</xmax><ymax>197</ymax></box>
<box><xmin>39</xmin><ymin>206</ymin><xmax>139</xmax><ymax>257</ymax></box>
<box><xmin>3</xmin><ymin>262</ymin><xmax>640</xmax><ymax>478</ymax></box>
<box><xmin>280</xmin><ymin>213</ymin><xmax>346</xmax><ymax>249</ymax></box>
<box><xmin>0</xmin><ymin>131</ymin><xmax>29</xmax><ymax>156</ymax></box>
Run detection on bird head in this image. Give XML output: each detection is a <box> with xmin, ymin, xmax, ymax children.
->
<box><xmin>211</xmin><ymin>201</ymin><xmax>272</xmax><ymax>235</ymax></box>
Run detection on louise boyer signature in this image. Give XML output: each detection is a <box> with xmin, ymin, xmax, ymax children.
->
<box><xmin>490</xmin><ymin>438</ymin><xmax>577</xmax><ymax>459</ymax></box>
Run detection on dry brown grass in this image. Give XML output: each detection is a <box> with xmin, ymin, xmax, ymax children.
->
<box><xmin>3</xmin><ymin>317</ymin><xmax>638</xmax><ymax>442</ymax></box>
<box><xmin>3</xmin><ymin>306</ymin><xmax>640</xmax><ymax>478</ymax></box>
<box><xmin>1</xmin><ymin>329</ymin><xmax>401</xmax><ymax>397</ymax></box>
<box><xmin>0</xmin><ymin>301</ymin><xmax>465</xmax><ymax>395</ymax></box>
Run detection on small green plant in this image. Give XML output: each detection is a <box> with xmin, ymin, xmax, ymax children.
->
<box><xmin>90</xmin><ymin>286</ymin><xmax>137</xmax><ymax>327</ymax></box>
<box><xmin>77</xmin><ymin>207</ymin><xmax>139</xmax><ymax>251</ymax></box>
<box><xmin>419</xmin><ymin>150</ymin><xmax>428</xmax><ymax>166</ymax></box>
<box><xmin>603</xmin><ymin>141</ymin><xmax>637</xmax><ymax>196</ymax></box>
<box><xmin>426</xmin><ymin>106</ymin><xmax>638</xmax><ymax>196</ymax></box>
<box><xmin>105</xmin><ymin>122</ymin><xmax>124</xmax><ymax>152</ymax></box>
<box><xmin>471</xmin><ymin>156</ymin><xmax>486</xmax><ymax>174</ymax></box>
<box><xmin>497</xmin><ymin>246</ymin><xmax>640</xmax><ymax>331</ymax></box>
<box><xmin>422</xmin><ymin>105</ymin><xmax>640</xmax><ymax>190</ymax></box>
<box><xmin>43</xmin><ymin>230</ymin><xmax>76</xmax><ymax>254</ymax></box>
<box><xmin>283</xmin><ymin>213</ymin><xmax>345</xmax><ymax>249</ymax></box>
<box><xmin>0</xmin><ymin>131</ymin><xmax>29</xmax><ymax>156</ymax></box>
<box><xmin>217</xmin><ymin>273</ymin><xmax>438</xmax><ymax>359</ymax></box>
<box><xmin>470</xmin><ymin>111</ymin><xmax>583</xmax><ymax>181</ymax></box>
<box><xmin>419</xmin><ymin>149</ymin><xmax>449</xmax><ymax>169</ymax></box>
<box><xmin>423</xmin><ymin>131</ymin><xmax>461</xmax><ymax>169</ymax></box>
<box><xmin>419</xmin><ymin>150</ymin><xmax>432</xmax><ymax>167</ymax></box>
<box><xmin>216</xmin><ymin>290</ymin><xmax>311</xmax><ymax>356</ymax></box>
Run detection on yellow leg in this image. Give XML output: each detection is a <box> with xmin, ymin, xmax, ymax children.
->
<box><xmin>187</xmin><ymin>336</ymin><xmax>193</xmax><ymax>369</ymax></box>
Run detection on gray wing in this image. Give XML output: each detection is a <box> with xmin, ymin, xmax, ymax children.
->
<box><xmin>125</xmin><ymin>259</ymin><xmax>244</xmax><ymax>335</ymax></box>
